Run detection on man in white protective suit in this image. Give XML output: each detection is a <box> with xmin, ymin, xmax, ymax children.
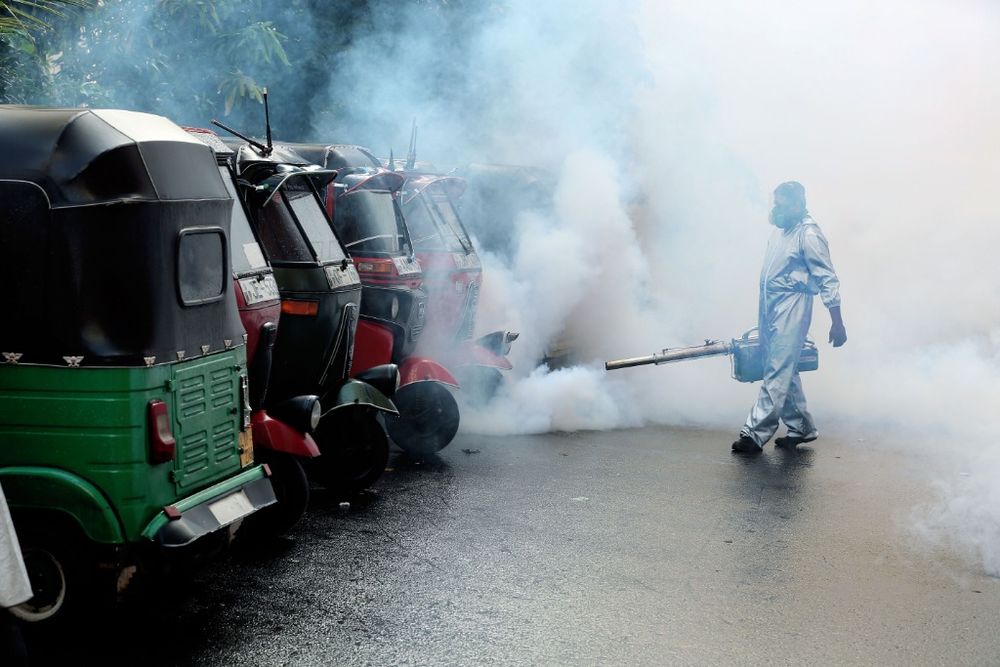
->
<box><xmin>732</xmin><ymin>181</ymin><xmax>847</xmax><ymax>454</ymax></box>
<box><xmin>1</xmin><ymin>482</ymin><xmax>31</xmax><ymax>665</ymax></box>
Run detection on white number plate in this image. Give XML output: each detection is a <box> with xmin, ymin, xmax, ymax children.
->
<box><xmin>392</xmin><ymin>255</ymin><xmax>422</xmax><ymax>276</ymax></box>
<box><xmin>325</xmin><ymin>263</ymin><xmax>361</xmax><ymax>289</ymax></box>
<box><xmin>208</xmin><ymin>490</ymin><xmax>256</xmax><ymax>525</ymax></box>
<box><xmin>238</xmin><ymin>274</ymin><xmax>280</xmax><ymax>306</ymax></box>
<box><xmin>452</xmin><ymin>252</ymin><xmax>481</xmax><ymax>270</ymax></box>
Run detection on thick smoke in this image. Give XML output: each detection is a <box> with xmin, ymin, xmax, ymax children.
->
<box><xmin>327</xmin><ymin>0</ymin><xmax>1000</xmax><ymax>575</ymax></box>
<box><xmin>10</xmin><ymin>1</ymin><xmax>1000</xmax><ymax>572</ymax></box>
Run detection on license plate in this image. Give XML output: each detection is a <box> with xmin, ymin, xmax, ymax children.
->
<box><xmin>238</xmin><ymin>274</ymin><xmax>280</xmax><ymax>306</ymax></box>
<box><xmin>238</xmin><ymin>428</ymin><xmax>253</xmax><ymax>468</ymax></box>
<box><xmin>325</xmin><ymin>263</ymin><xmax>361</xmax><ymax>289</ymax></box>
<box><xmin>392</xmin><ymin>255</ymin><xmax>422</xmax><ymax>276</ymax></box>
<box><xmin>452</xmin><ymin>252</ymin><xmax>481</xmax><ymax>270</ymax></box>
<box><xmin>208</xmin><ymin>490</ymin><xmax>255</xmax><ymax>526</ymax></box>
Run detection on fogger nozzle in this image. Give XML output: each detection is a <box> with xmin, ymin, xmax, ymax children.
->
<box><xmin>604</xmin><ymin>340</ymin><xmax>731</xmax><ymax>371</ymax></box>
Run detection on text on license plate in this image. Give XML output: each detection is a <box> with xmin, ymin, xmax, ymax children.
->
<box><xmin>238</xmin><ymin>274</ymin><xmax>280</xmax><ymax>306</ymax></box>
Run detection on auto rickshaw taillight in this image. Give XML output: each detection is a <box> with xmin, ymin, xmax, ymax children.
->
<box><xmin>148</xmin><ymin>400</ymin><xmax>176</xmax><ymax>464</ymax></box>
<box><xmin>356</xmin><ymin>261</ymin><xmax>393</xmax><ymax>274</ymax></box>
<box><xmin>281</xmin><ymin>300</ymin><xmax>319</xmax><ymax>316</ymax></box>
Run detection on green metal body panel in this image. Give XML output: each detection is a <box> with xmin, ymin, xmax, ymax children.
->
<box><xmin>0</xmin><ymin>467</ymin><xmax>124</xmax><ymax>543</ymax></box>
<box><xmin>0</xmin><ymin>348</ymin><xmax>250</xmax><ymax>543</ymax></box>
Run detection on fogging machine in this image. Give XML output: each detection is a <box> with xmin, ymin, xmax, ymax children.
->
<box><xmin>604</xmin><ymin>328</ymin><xmax>818</xmax><ymax>383</ymax></box>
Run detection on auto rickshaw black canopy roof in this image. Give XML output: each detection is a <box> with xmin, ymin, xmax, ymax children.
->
<box><xmin>0</xmin><ymin>106</ymin><xmax>244</xmax><ymax>367</ymax></box>
<box><xmin>275</xmin><ymin>143</ymin><xmax>383</xmax><ymax>173</ymax></box>
<box><xmin>0</xmin><ymin>106</ymin><xmax>228</xmax><ymax>206</ymax></box>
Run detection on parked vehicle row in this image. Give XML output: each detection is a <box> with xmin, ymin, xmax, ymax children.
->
<box><xmin>0</xmin><ymin>105</ymin><xmax>517</xmax><ymax>628</ymax></box>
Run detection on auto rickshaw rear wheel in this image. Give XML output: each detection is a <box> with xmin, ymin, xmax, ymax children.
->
<box><xmin>385</xmin><ymin>381</ymin><xmax>461</xmax><ymax>456</ymax></box>
<box><xmin>311</xmin><ymin>410</ymin><xmax>389</xmax><ymax>498</ymax></box>
<box><xmin>240</xmin><ymin>451</ymin><xmax>310</xmax><ymax>539</ymax></box>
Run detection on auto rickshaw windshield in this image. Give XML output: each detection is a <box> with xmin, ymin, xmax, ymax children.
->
<box><xmin>402</xmin><ymin>193</ymin><xmax>446</xmax><ymax>251</ymax></box>
<box><xmin>286</xmin><ymin>189</ymin><xmax>347</xmax><ymax>263</ymax></box>
<box><xmin>336</xmin><ymin>190</ymin><xmax>407</xmax><ymax>254</ymax></box>
<box><xmin>429</xmin><ymin>191</ymin><xmax>472</xmax><ymax>252</ymax></box>
<box><xmin>403</xmin><ymin>193</ymin><xmax>466</xmax><ymax>253</ymax></box>
<box><xmin>258</xmin><ymin>193</ymin><xmax>314</xmax><ymax>262</ymax></box>
<box><xmin>219</xmin><ymin>165</ymin><xmax>269</xmax><ymax>275</ymax></box>
<box><xmin>254</xmin><ymin>184</ymin><xmax>347</xmax><ymax>265</ymax></box>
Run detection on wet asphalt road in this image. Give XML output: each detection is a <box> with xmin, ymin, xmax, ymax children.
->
<box><xmin>44</xmin><ymin>426</ymin><xmax>1000</xmax><ymax>666</ymax></box>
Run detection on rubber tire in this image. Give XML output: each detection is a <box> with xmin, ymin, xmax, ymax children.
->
<box><xmin>242</xmin><ymin>452</ymin><xmax>309</xmax><ymax>539</ymax></box>
<box><xmin>312</xmin><ymin>411</ymin><xmax>390</xmax><ymax>498</ymax></box>
<box><xmin>385</xmin><ymin>381</ymin><xmax>461</xmax><ymax>456</ymax></box>
<box><xmin>8</xmin><ymin>529</ymin><xmax>85</xmax><ymax>630</ymax></box>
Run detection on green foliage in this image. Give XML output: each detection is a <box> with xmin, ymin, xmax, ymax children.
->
<box><xmin>0</xmin><ymin>0</ymin><xmax>89</xmax><ymax>36</ymax></box>
<box><xmin>0</xmin><ymin>0</ymin><xmax>299</xmax><ymax>118</ymax></box>
<box><xmin>220</xmin><ymin>69</ymin><xmax>262</xmax><ymax>115</ymax></box>
<box><xmin>0</xmin><ymin>0</ymin><xmax>474</xmax><ymax>139</ymax></box>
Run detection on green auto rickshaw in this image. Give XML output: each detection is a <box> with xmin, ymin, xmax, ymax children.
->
<box><xmin>0</xmin><ymin>106</ymin><xmax>276</xmax><ymax>625</ymax></box>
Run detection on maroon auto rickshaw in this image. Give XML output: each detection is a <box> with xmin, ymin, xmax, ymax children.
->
<box><xmin>277</xmin><ymin>143</ymin><xmax>464</xmax><ymax>456</ymax></box>
<box><xmin>185</xmin><ymin>127</ymin><xmax>327</xmax><ymax>533</ymax></box>
<box><xmin>389</xmin><ymin>144</ymin><xmax>518</xmax><ymax>401</ymax></box>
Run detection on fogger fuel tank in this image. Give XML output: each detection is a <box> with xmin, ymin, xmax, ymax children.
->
<box><xmin>604</xmin><ymin>328</ymin><xmax>818</xmax><ymax>383</ymax></box>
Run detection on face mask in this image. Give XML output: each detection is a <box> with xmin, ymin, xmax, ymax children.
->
<box><xmin>770</xmin><ymin>205</ymin><xmax>803</xmax><ymax>229</ymax></box>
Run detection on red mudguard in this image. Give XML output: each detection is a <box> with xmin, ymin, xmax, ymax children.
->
<box><xmin>450</xmin><ymin>341</ymin><xmax>514</xmax><ymax>371</ymax></box>
<box><xmin>251</xmin><ymin>410</ymin><xmax>321</xmax><ymax>458</ymax></box>
<box><xmin>398</xmin><ymin>356</ymin><xmax>460</xmax><ymax>388</ymax></box>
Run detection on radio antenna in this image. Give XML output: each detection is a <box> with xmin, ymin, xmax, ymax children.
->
<box><xmin>405</xmin><ymin>119</ymin><xmax>417</xmax><ymax>170</ymax></box>
<box><xmin>210</xmin><ymin>118</ymin><xmax>268</xmax><ymax>154</ymax></box>
<box><xmin>262</xmin><ymin>88</ymin><xmax>273</xmax><ymax>156</ymax></box>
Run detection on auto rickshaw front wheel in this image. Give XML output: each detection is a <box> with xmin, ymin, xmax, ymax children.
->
<box><xmin>311</xmin><ymin>410</ymin><xmax>389</xmax><ymax>498</ymax></box>
<box><xmin>385</xmin><ymin>381</ymin><xmax>461</xmax><ymax>457</ymax></box>
<box><xmin>240</xmin><ymin>451</ymin><xmax>310</xmax><ymax>539</ymax></box>
<box><xmin>8</xmin><ymin>528</ymin><xmax>87</xmax><ymax>628</ymax></box>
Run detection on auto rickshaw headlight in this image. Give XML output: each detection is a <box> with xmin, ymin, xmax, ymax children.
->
<box><xmin>268</xmin><ymin>395</ymin><xmax>322</xmax><ymax>434</ymax></box>
<box><xmin>309</xmin><ymin>399</ymin><xmax>322</xmax><ymax>431</ymax></box>
<box><xmin>390</xmin><ymin>296</ymin><xmax>400</xmax><ymax>319</ymax></box>
<box><xmin>355</xmin><ymin>363</ymin><xmax>400</xmax><ymax>399</ymax></box>
<box><xmin>503</xmin><ymin>331</ymin><xmax>520</xmax><ymax>356</ymax></box>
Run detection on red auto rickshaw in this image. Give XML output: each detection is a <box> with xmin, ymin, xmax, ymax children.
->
<box><xmin>389</xmin><ymin>147</ymin><xmax>518</xmax><ymax>401</ymax></box>
<box><xmin>277</xmin><ymin>143</ymin><xmax>463</xmax><ymax>456</ymax></box>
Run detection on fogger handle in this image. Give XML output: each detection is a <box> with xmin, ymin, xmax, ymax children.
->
<box><xmin>604</xmin><ymin>341</ymin><xmax>732</xmax><ymax>371</ymax></box>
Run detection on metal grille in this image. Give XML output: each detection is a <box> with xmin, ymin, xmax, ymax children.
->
<box><xmin>173</xmin><ymin>355</ymin><xmax>241</xmax><ymax>491</ymax></box>
<box><xmin>458</xmin><ymin>282</ymin><xmax>480</xmax><ymax>342</ymax></box>
<box><xmin>410</xmin><ymin>297</ymin><xmax>427</xmax><ymax>341</ymax></box>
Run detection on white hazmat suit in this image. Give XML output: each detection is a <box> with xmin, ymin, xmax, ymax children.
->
<box><xmin>0</xmin><ymin>483</ymin><xmax>31</xmax><ymax>609</ymax></box>
<box><xmin>740</xmin><ymin>214</ymin><xmax>841</xmax><ymax>447</ymax></box>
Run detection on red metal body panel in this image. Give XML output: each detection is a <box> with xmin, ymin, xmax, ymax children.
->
<box><xmin>251</xmin><ymin>410</ymin><xmax>321</xmax><ymax>458</ymax></box>
<box><xmin>232</xmin><ymin>277</ymin><xmax>281</xmax><ymax>367</ymax></box>
<box><xmin>398</xmin><ymin>356</ymin><xmax>459</xmax><ymax>388</ymax></box>
<box><xmin>415</xmin><ymin>250</ymin><xmax>482</xmax><ymax>350</ymax></box>
<box><xmin>450</xmin><ymin>340</ymin><xmax>514</xmax><ymax>371</ymax></box>
<box><xmin>352</xmin><ymin>255</ymin><xmax>422</xmax><ymax>289</ymax></box>
<box><xmin>352</xmin><ymin>319</ymin><xmax>394</xmax><ymax>375</ymax></box>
